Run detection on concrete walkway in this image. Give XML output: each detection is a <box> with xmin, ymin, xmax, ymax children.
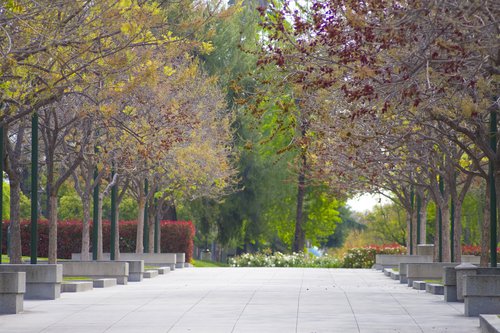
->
<box><xmin>0</xmin><ymin>268</ymin><xmax>480</xmax><ymax>333</ymax></box>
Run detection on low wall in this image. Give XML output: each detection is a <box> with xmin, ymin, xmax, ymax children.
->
<box><xmin>374</xmin><ymin>255</ymin><xmax>433</xmax><ymax>270</ymax></box>
<box><xmin>464</xmin><ymin>275</ymin><xmax>500</xmax><ymax>316</ymax></box>
<box><xmin>406</xmin><ymin>262</ymin><xmax>458</xmax><ymax>286</ymax></box>
<box><xmin>461</xmin><ymin>255</ymin><xmax>481</xmax><ymax>264</ymax></box>
<box><xmin>0</xmin><ymin>264</ymin><xmax>62</xmax><ymax>300</ymax></box>
<box><xmin>72</xmin><ymin>252</ymin><xmax>177</xmax><ymax>270</ymax></box>
<box><xmin>0</xmin><ymin>272</ymin><xmax>25</xmax><ymax>314</ymax></box>
<box><xmin>62</xmin><ymin>261</ymin><xmax>129</xmax><ymax>285</ymax></box>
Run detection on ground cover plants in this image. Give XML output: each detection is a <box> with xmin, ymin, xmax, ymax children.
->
<box><xmin>231</xmin><ymin>244</ymin><xmax>407</xmax><ymax>268</ymax></box>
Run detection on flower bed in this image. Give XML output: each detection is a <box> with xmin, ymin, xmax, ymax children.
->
<box><xmin>230</xmin><ymin>252</ymin><xmax>342</xmax><ymax>268</ymax></box>
<box><xmin>342</xmin><ymin>244</ymin><xmax>406</xmax><ymax>268</ymax></box>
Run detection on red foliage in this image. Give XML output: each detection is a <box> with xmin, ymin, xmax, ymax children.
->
<box><xmin>0</xmin><ymin>220</ymin><xmax>195</xmax><ymax>262</ymax></box>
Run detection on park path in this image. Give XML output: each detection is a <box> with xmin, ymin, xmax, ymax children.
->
<box><xmin>0</xmin><ymin>267</ymin><xmax>480</xmax><ymax>333</ymax></box>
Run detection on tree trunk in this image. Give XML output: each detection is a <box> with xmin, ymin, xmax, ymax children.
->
<box><xmin>293</xmin><ymin>155</ymin><xmax>306</xmax><ymax>253</ymax></box>
<box><xmin>481</xmin><ymin>182</ymin><xmax>491</xmax><ymax>267</ymax></box>
<box><xmin>420</xmin><ymin>196</ymin><xmax>429</xmax><ymax>244</ymax></box>
<box><xmin>406</xmin><ymin>210</ymin><xmax>412</xmax><ymax>255</ymax></box>
<box><xmin>48</xmin><ymin>195</ymin><xmax>58</xmax><ymax>264</ymax></box>
<box><xmin>434</xmin><ymin>204</ymin><xmax>440</xmax><ymax>262</ymax></box>
<box><xmin>441</xmin><ymin>203</ymin><xmax>451</xmax><ymax>262</ymax></box>
<box><xmin>8</xmin><ymin>180</ymin><xmax>22</xmax><ymax>263</ymax></box>
<box><xmin>453</xmin><ymin>201</ymin><xmax>463</xmax><ymax>263</ymax></box>
<box><xmin>156</xmin><ymin>213</ymin><xmax>161</xmax><ymax>254</ymax></box>
<box><xmin>135</xmin><ymin>196</ymin><xmax>145</xmax><ymax>254</ymax></box>
<box><xmin>113</xmin><ymin>205</ymin><xmax>120</xmax><ymax>260</ymax></box>
<box><xmin>81</xmin><ymin>194</ymin><xmax>91</xmax><ymax>261</ymax></box>
<box><xmin>148</xmin><ymin>202</ymin><xmax>155</xmax><ymax>253</ymax></box>
<box><xmin>411</xmin><ymin>208</ymin><xmax>417</xmax><ymax>254</ymax></box>
<box><xmin>97</xmin><ymin>193</ymin><xmax>104</xmax><ymax>260</ymax></box>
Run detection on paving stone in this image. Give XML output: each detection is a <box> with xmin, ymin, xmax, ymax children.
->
<box><xmin>0</xmin><ymin>268</ymin><xmax>481</xmax><ymax>332</ymax></box>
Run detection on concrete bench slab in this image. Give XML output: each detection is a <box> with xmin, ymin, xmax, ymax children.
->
<box><xmin>390</xmin><ymin>271</ymin><xmax>400</xmax><ymax>280</ymax></box>
<box><xmin>93</xmin><ymin>278</ymin><xmax>117</xmax><ymax>288</ymax></box>
<box><xmin>73</xmin><ymin>252</ymin><xmax>176</xmax><ymax>271</ymax></box>
<box><xmin>406</xmin><ymin>262</ymin><xmax>458</xmax><ymax>287</ymax></box>
<box><xmin>426</xmin><ymin>283</ymin><xmax>444</xmax><ymax>295</ymax></box>
<box><xmin>62</xmin><ymin>281</ymin><xmax>93</xmax><ymax>293</ymax></box>
<box><xmin>0</xmin><ymin>272</ymin><xmax>25</xmax><ymax>314</ymax></box>
<box><xmin>479</xmin><ymin>314</ymin><xmax>500</xmax><ymax>333</ymax></box>
<box><xmin>374</xmin><ymin>254</ymin><xmax>433</xmax><ymax>270</ymax></box>
<box><xmin>175</xmin><ymin>253</ymin><xmax>185</xmax><ymax>269</ymax></box>
<box><xmin>157</xmin><ymin>267</ymin><xmax>170</xmax><ymax>274</ymax></box>
<box><xmin>62</xmin><ymin>261</ymin><xmax>129</xmax><ymax>285</ymax></box>
<box><xmin>412</xmin><ymin>281</ymin><xmax>426</xmax><ymax>290</ymax></box>
<box><xmin>0</xmin><ymin>264</ymin><xmax>62</xmax><ymax>300</ymax></box>
<box><xmin>383</xmin><ymin>268</ymin><xmax>391</xmax><ymax>277</ymax></box>
<box><xmin>417</xmin><ymin>244</ymin><xmax>434</xmax><ymax>256</ymax></box>
<box><xmin>464</xmin><ymin>275</ymin><xmax>500</xmax><ymax>316</ymax></box>
<box><xmin>144</xmin><ymin>270</ymin><xmax>159</xmax><ymax>278</ymax></box>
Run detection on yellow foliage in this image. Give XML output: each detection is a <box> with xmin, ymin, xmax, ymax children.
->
<box><xmin>200</xmin><ymin>41</ymin><xmax>215</xmax><ymax>55</ymax></box>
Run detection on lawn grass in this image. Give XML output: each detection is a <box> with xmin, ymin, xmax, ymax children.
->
<box><xmin>144</xmin><ymin>265</ymin><xmax>159</xmax><ymax>270</ymax></box>
<box><xmin>424</xmin><ymin>279</ymin><xmax>443</xmax><ymax>284</ymax></box>
<box><xmin>1</xmin><ymin>255</ymin><xmax>49</xmax><ymax>263</ymax></box>
<box><xmin>192</xmin><ymin>259</ymin><xmax>229</xmax><ymax>267</ymax></box>
<box><xmin>63</xmin><ymin>276</ymin><xmax>93</xmax><ymax>281</ymax></box>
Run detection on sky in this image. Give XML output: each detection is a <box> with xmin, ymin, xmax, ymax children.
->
<box><xmin>346</xmin><ymin>193</ymin><xmax>391</xmax><ymax>213</ymax></box>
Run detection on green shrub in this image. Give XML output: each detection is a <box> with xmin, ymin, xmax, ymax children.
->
<box><xmin>341</xmin><ymin>244</ymin><xmax>406</xmax><ymax>268</ymax></box>
<box><xmin>342</xmin><ymin>247</ymin><xmax>376</xmax><ymax>268</ymax></box>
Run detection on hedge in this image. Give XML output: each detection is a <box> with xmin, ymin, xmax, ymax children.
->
<box><xmin>0</xmin><ymin>219</ymin><xmax>195</xmax><ymax>262</ymax></box>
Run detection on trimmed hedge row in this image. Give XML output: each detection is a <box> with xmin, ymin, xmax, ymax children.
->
<box><xmin>0</xmin><ymin>220</ymin><xmax>195</xmax><ymax>262</ymax></box>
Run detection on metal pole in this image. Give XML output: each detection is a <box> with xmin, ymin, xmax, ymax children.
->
<box><xmin>410</xmin><ymin>188</ymin><xmax>414</xmax><ymax>255</ymax></box>
<box><xmin>490</xmin><ymin>110</ymin><xmax>497</xmax><ymax>267</ymax></box>
<box><xmin>30</xmin><ymin>113</ymin><xmax>38</xmax><ymax>264</ymax></box>
<box><xmin>92</xmin><ymin>166</ymin><xmax>99</xmax><ymax>261</ymax></box>
<box><xmin>0</xmin><ymin>126</ymin><xmax>3</xmax><ymax>264</ymax></box>
<box><xmin>143</xmin><ymin>179</ymin><xmax>149</xmax><ymax>252</ymax></box>
<box><xmin>110</xmin><ymin>166</ymin><xmax>117</xmax><ymax>260</ymax></box>
<box><xmin>438</xmin><ymin>175</ymin><xmax>444</xmax><ymax>262</ymax></box>
<box><xmin>154</xmin><ymin>194</ymin><xmax>159</xmax><ymax>253</ymax></box>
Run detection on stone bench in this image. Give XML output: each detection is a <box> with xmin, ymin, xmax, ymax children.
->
<box><xmin>426</xmin><ymin>283</ymin><xmax>444</xmax><ymax>295</ymax></box>
<box><xmin>61</xmin><ymin>261</ymin><xmax>129</xmax><ymax>285</ymax></box>
<box><xmin>456</xmin><ymin>264</ymin><xmax>500</xmax><ymax>302</ymax></box>
<box><xmin>143</xmin><ymin>270</ymin><xmax>159</xmax><ymax>278</ymax></box>
<box><xmin>464</xmin><ymin>275</ymin><xmax>500</xmax><ymax>316</ymax></box>
<box><xmin>61</xmin><ymin>281</ymin><xmax>93</xmax><ymax>293</ymax></box>
<box><xmin>406</xmin><ymin>262</ymin><xmax>458</xmax><ymax>287</ymax></box>
<box><xmin>157</xmin><ymin>267</ymin><xmax>170</xmax><ymax>274</ymax></box>
<box><xmin>374</xmin><ymin>254</ymin><xmax>433</xmax><ymax>271</ymax></box>
<box><xmin>412</xmin><ymin>281</ymin><xmax>426</xmax><ymax>290</ymax></box>
<box><xmin>479</xmin><ymin>314</ymin><xmax>500</xmax><ymax>333</ymax></box>
<box><xmin>0</xmin><ymin>272</ymin><xmax>25</xmax><ymax>314</ymax></box>
<box><xmin>94</xmin><ymin>278</ymin><xmax>117</xmax><ymax>288</ymax></box>
<box><xmin>73</xmin><ymin>252</ymin><xmax>175</xmax><ymax>271</ymax></box>
<box><xmin>0</xmin><ymin>264</ymin><xmax>62</xmax><ymax>300</ymax></box>
<box><xmin>390</xmin><ymin>270</ymin><xmax>400</xmax><ymax>280</ymax></box>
